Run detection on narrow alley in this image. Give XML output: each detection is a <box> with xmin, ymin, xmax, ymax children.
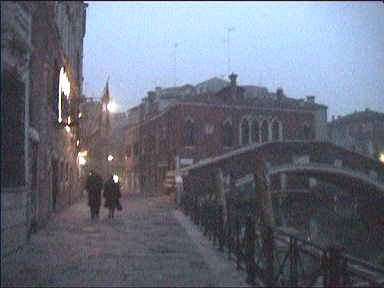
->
<box><xmin>2</xmin><ymin>193</ymin><xmax>250</xmax><ymax>287</ymax></box>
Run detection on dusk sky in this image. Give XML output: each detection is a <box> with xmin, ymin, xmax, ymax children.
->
<box><xmin>83</xmin><ymin>1</ymin><xmax>384</xmax><ymax>119</ymax></box>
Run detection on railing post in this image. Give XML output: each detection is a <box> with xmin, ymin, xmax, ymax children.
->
<box><xmin>212</xmin><ymin>203</ymin><xmax>218</xmax><ymax>246</ymax></box>
<box><xmin>245</xmin><ymin>215</ymin><xmax>256</xmax><ymax>285</ymax></box>
<box><xmin>202</xmin><ymin>199</ymin><xmax>208</xmax><ymax>236</ymax></box>
<box><xmin>322</xmin><ymin>245</ymin><xmax>349</xmax><ymax>287</ymax></box>
<box><xmin>290</xmin><ymin>237</ymin><xmax>298</xmax><ymax>287</ymax></box>
<box><xmin>196</xmin><ymin>197</ymin><xmax>201</xmax><ymax>226</ymax></box>
<box><xmin>194</xmin><ymin>195</ymin><xmax>198</xmax><ymax>225</ymax></box>
<box><xmin>263</xmin><ymin>225</ymin><xmax>275</xmax><ymax>287</ymax></box>
<box><xmin>235</xmin><ymin>212</ymin><xmax>241</xmax><ymax>270</ymax></box>
<box><xmin>227</xmin><ymin>203</ymin><xmax>233</xmax><ymax>260</ymax></box>
<box><xmin>218</xmin><ymin>204</ymin><xmax>224</xmax><ymax>252</ymax></box>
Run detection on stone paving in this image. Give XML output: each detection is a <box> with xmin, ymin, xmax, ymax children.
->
<box><xmin>2</xmin><ymin>193</ymin><xmax>254</xmax><ymax>287</ymax></box>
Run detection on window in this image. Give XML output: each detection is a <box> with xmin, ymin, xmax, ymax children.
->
<box><xmin>133</xmin><ymin>142</ymin><xmax>140</xmax><ymax>156</ymax></box>
<box><xmin>184</xmin><ymin>118</ymin><xmax>194</xmax><ymax>146</ymax></box>
<box><xmin>303</xmin><ymin>123</ymin><xmax>310</xmax><ymax>140</ymax></box>
<box><xmin>261</xmin><ymin>120</ymin><xmax>269</xmax><ymax>143</ymax></box>
<box><xmin>126</xmin><ymin>144</ymin><xmax>132</xmax><ymax>158</ymax></box>
<box><xmin>251</xmin><ymin>120</ymin><xmax>259</xmax><ymax>143</ymax></box>
<box><xmin>1</xmin><ymin>70</ymin><xmax>26</xmax><ymax>187</ymax></box>
<box><xmin>272</xmin><ymin>121</ymin><xmax>280</xmax><ymax>141</ymax></box>
<box><xmin>241</xmin><ymin>118</ymin><xmax>250</xmax><ymax>145</ymax></box>
<box><xmin>205</xmin><ymin>124</ymin><xmax>214</xmax><ymax>135</ymax></box>
<box><xmin>223</xmin><ymin>121</ymin><xmax>233</xmax><ymax>147</ymax></box>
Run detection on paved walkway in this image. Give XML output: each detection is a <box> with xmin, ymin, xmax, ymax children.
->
<box><xmin>2</xmin><ymin>194</ymin><xmax>253</xmax><ymax>287</ymax></box>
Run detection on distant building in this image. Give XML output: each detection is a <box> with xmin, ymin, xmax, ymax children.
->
<box><xmin>124</xmin><ymin>73</ymin><xmax>328</xmax><ymax>194</ymax></box>
<box><xmin>195</xmin><ymin>77</ymin><xmax>229</xmax><ymax>94</ymax></box>
<box><xmin>328</xmin><ymin>108</ymin><xmax>384</xmax><ymax>161</ymax></box>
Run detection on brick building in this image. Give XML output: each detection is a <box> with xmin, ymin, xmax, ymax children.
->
<box><xmin>124</xmin><ymin>73</ymin><xmax>328</xmax><ymax>194</ymax></box>
<box><xmin>328</xmin><ymin>109</ymin><xmax>384</xmax><ymax>162</ymax></box>
<box><xmin>1</xmin><ymin>1</ymin><xmax>87</xmax><ymax>263</ymax></box>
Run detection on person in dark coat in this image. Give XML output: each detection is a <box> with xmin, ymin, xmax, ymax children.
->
<box><xmin>85</xmin><ymin>170</ymin><xmax>103</xmax><ymax>220</ymax></box>
<box><xmin>103</xmin><ymin>175</ymin><xmax>121</xmax><ymax>219</ymax></box>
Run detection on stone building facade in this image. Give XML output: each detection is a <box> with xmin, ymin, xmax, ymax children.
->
<box><xmin>328</xmin><ymin>109</ymin><xmax>384</xmax><ymax>162</ymax></box>
<box><xmin>1</xmin><ymin>1</ymin><xmax>87</xmax><ymax>264</ymax></box>
<box><xmin>1</xmin><ymin>1</ymin><xmax>34</xmax><ymax>263</ymax></box>
<box><xmin>124</xmin><ymin>74</ymin><xmax>328</xmax><ymax>194</ymax></box>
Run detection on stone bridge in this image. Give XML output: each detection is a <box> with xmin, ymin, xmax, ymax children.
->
<box><xmin>179</xmin><ymin>140</ymin><xmax>384</xmax><ymax>286</ymax></box>
<box><xmin>262</xmin><ymin>141</ymin><xmax>384</xmax><ymax>194</ymax></box>
<box><xmin>181</xmin><ymin>140</ymin><xmax>384</xmax><ymax>195</ymax></box>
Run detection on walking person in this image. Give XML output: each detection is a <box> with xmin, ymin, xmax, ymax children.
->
<box><xmin>103</xmin><ymin>175</ymin><xmax>121</xmax><ymax>219</ymax></box>
<box><xmin>85</xmin><ymin>170</ymin><xmax>103</xmax><ymax>220</ymax></box>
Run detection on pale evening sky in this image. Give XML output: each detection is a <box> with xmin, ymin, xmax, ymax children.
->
<box><xmin>83</xmin><ymin>1</ymin><xmax>384</xmax><ymax>120</ymax></box>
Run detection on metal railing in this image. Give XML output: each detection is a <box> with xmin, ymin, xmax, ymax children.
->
<box><xmin>181</xmin><ymin>195</ymin><xmax>384</xmax><ymax>287</ymax></box>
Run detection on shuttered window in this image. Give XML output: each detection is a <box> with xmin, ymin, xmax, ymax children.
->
<box><xmin>1</xmin><ymin>70</ymin><xmax>26</xmax><ymax>188</ymax></box>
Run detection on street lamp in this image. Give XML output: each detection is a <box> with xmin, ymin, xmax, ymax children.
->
<box><xmin>108</xmin><ymin>154</ymin><xmax>114</xmax><ymax>161</ymax></box>
<box><xmin>79</xmin><ymin>156</ymin><xmax>86</xmax><ymax>166</ymax></box>
<box><xmin>107</xmin><ymin>101</ymin><xmax>117</xmax><ymax>113</ymax></box>
<box><xmin>379</xmin><ymin>152</ymin><xmax>384</xmax><ymax>164</ymax></box>
<box><xmin>226</xmin><ymin>27</ymin><xmax>235</xmax><ymax>75</ymax></box>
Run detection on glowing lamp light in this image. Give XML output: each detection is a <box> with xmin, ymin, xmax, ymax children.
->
<box><xmin>113</xmin><ymin>174</ymin><xmax>119</xmax><ymax>183</ymax></box>
<box><xmin>77</xmin><ymin>140</ymin><xmax>80</xmax><ymax>146</ymax></box>
<box><xmin>79</xmin><ymin>156</ymin><xmax>86</xmax><ymax>166</ymax></box>
<box><xmin>65</xmin><ymin>125</ymin><xmax>71</xmax><ymax>133</ymax></box>
<box><xmin>107</xmin><ymin>102</ymin><xmax>117</xmax><ymax>112</ymax></box>
<box><xmin>78</xmin><ymin>112</ymin><xmax>82</xmax><ymax>118</ymax></box>
<box><xmin>67</xmin><ymin>116</ymin><xmax>71</xmax><ymax>125</ymax></box>
<box><xmin>108</xmin><ymin>155</ymin><xmax>114</xmax><ymax>161</ymax></box>
<box><xmin>58</xmin><ymin>67</ymin><xmax>71</xmax><ymax>123</ymax></box>
<box><xmin>379</xmin><ymin>152</ymin><xmax>384</xmax><ymax>164</ymax></box>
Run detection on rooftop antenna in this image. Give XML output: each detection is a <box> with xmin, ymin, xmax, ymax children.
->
<box><xmin>226</xmin><ymin>27</ymin><xmax>235</xmax><ymax>76</ymax></box>
<box><xmin>174</xmin><ymin>42</ymin><xmax>180</xmax><ymax>86</ymax></box>
<box><xmin>84</xmin><ymin>80</ymin><xmax>87</xmax><ymax>96</ymax></box>
<box><xmin>258</xmin><ymin>73</ymin><xmax>262</xmax><ymax>86</ymax></box>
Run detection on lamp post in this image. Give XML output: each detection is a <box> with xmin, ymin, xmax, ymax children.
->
<box><xmin>174</xmin><ymin>42</ymin><xmax>180</xmax><ymax>86</ymax></box>
<box><xmin>226</xmin><ymin>27</ymin><xmax>235</xmax><ymax>75</ymax></box>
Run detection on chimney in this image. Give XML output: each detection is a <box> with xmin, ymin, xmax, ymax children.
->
<box><xmin>229</xmin><ymin>73</ymin><xmax>237</xmax><ymax>87</ymax></box>
<box><xmin>306</xmin><ymin>95</ymin><xmax>315</xmax><ymax>104</ymax></box>
<box><xmin>276</xmin><ymin>87</ymin><xmax>284</xmax><ymax>100</ymax></box>
<box><xmin>155</xmin><ymin>87</ymin><xmax>162</xmax><ymax>97</ymax></box>
<box><xmin>148</xmin><ymin>91</ymin><xmax>156</xmax><ymax>103</ymax></box>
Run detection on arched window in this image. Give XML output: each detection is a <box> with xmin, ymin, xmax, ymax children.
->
<box><xmin>184</xmin><ymin>118</ymin><xmax>194</xmax><ymax>146</ymax></box>
<box><xmin>251</xmin><ymin>119</ymin><xmax>259</xmax><ymax>143</ymax></box>
<box><xmin>241</xmin><ymin>118</ymin><xmax>250</xmax><ymax>145</ymax></box>
<box><xmin>261</xmin><ymin>120</ymin><xmax>269</xmax><ymax>143</ymax></box>
<box><xmin>272</xmin><ymin>121</ymin><xmax>280</xmax><ymax>141</ymax></box>
<box><xmin>303</xmin><ymin>123</ymin><xmax>310</xmax><ymax>140</ymax></box>
<box><xmin>223</xmin><ymin>120</ymin><xmax>233</xmax><ymax>147</ymax></box>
